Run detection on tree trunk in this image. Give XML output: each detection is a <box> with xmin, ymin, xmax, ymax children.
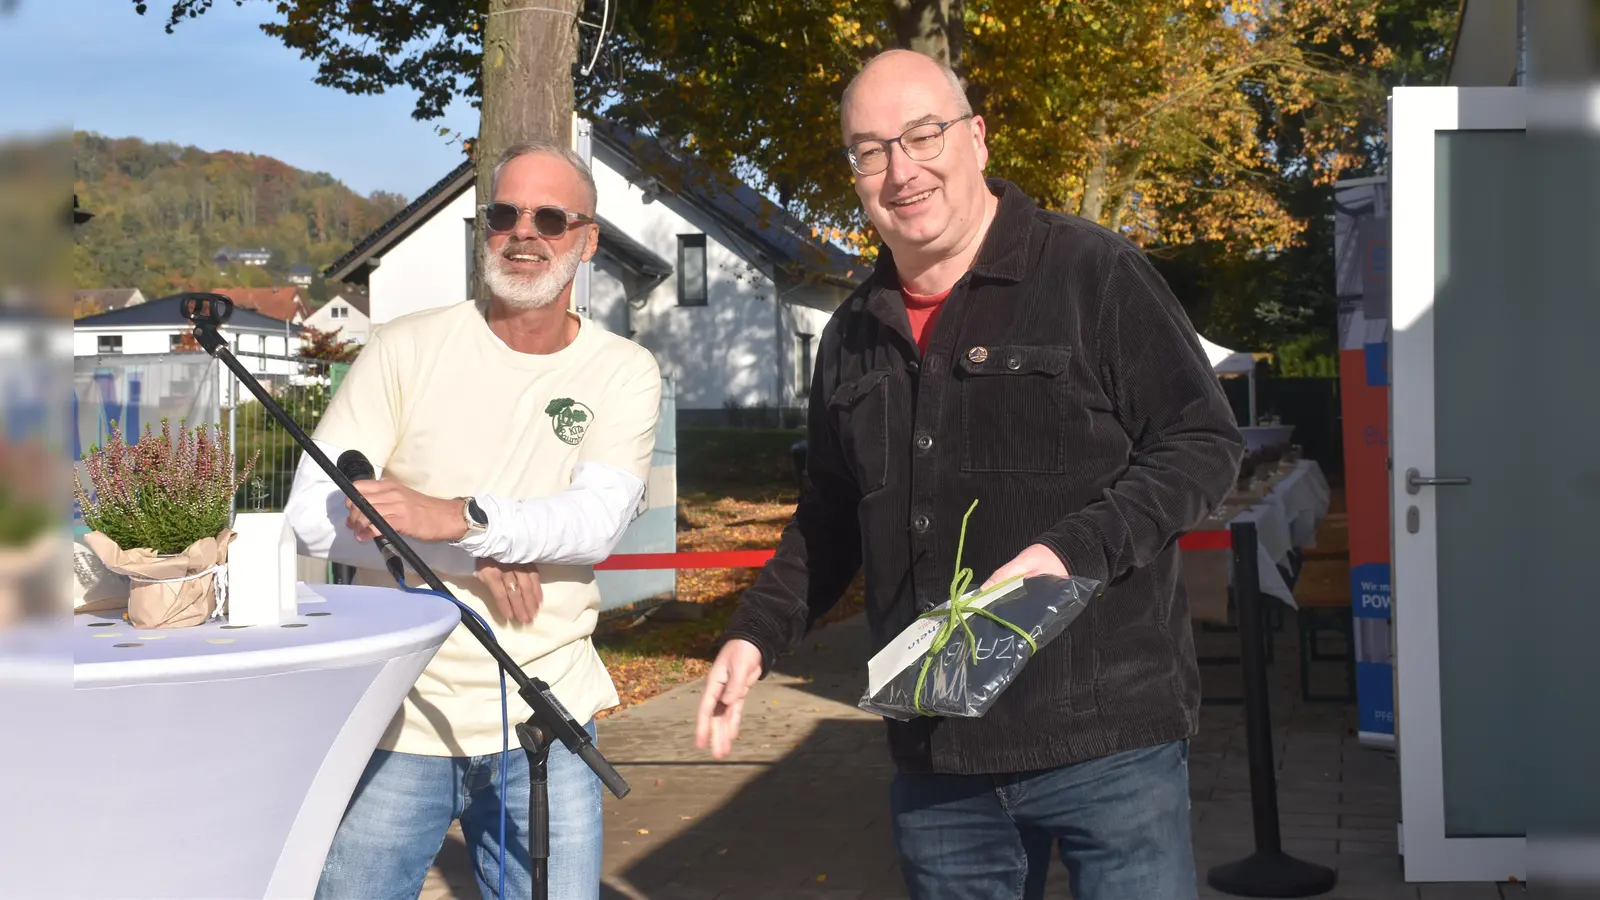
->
<box><xmin>887</xmin><ymin>0</ymin><xmax>964</xmax><ymax>72</ymax></box>
<box><xmin>1103</xmin><ymin>152</ymin><xmax>1147</xmax><ymax>234</ymax></box>
<box><xmin>1077</xmin><ymin>118</ymin><xmax>1110</xmax><ymax>224</ymax></box>
<box><xmin>473</xmin><ymin>0</ymin><xmax>583</xmax><ymax>300</ymax></box>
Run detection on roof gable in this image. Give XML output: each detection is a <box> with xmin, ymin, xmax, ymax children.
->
<box><xmin>325</xmin><ymin>121</ymin><xmax>864</xmax><ymax>288</ymax></box>
<box><xmin>74</xmin><ymin>294</ymin><xmax>306</xmax><ymax>333</ymax></box>
<box><xmin>587</xmin><ymin>120</ymin><xmax>862</xmax><ymax>287</ymax></box>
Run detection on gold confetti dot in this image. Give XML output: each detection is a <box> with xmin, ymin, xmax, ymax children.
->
<box><xmin>637</xmin><ymin>828</ymin><xmax>649</xmax><ymax>835</ymax></box>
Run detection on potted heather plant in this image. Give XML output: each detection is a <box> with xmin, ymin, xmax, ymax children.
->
<box><xmin>74</xmin><ymin>419</ymin><xmax>258</xmax><ymax>628</ymax></box>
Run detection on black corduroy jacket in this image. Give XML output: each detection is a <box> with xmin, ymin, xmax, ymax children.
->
<box><xmin>724</xmin><ymin>179</ymin><xmax>1245</xmax><ymax>775</ymax></box>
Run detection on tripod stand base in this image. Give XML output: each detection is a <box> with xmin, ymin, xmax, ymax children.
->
<box><xmin>1207</xmin><ymin>851</ymin><xmax>1338</xmax><ymax>897</ymax></box>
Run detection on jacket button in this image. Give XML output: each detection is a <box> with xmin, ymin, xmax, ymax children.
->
<box><xmin>1006</xmin><ymin>355</ymin><xmax>1021</xmax><ymax>370</ymax></box>
<box><xmin>912</xmin><ymin>514</ymin><xmax>931</xmax><ymax>533</ymax></box>
<box><xmin>907</xmin><ymin>359</ymin><xmax>920</xmax><ymax>373</ymax></box>
<box><xmin>915</xmin><ymin>433</ymin><xmax>933</xmax><ymax>451</ymax></box>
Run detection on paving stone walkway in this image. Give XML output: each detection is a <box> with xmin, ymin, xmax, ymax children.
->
<box><xmin>421</xmin><ymin>611</ymin><xmax>1523</xmax><ymax>900</ymax></box>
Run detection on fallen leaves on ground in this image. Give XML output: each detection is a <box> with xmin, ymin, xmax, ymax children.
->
<box><xmin>594</xmin><ymin>489</ymin><xmax>864</xmax><ymax>718</ymax></box>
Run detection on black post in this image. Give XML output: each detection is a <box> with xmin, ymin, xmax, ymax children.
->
<box><xmin>516</xmin><ymin>721</ymin><xmax>554</xmax><ymax>900</ymax></box>
<box><xmin>1207</xmin><ymin>520</ymin><xmax>1337</xmax><ymax>898</ymax></box>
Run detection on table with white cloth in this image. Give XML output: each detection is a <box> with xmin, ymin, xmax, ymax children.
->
<box><xmin>1184</xmin><ymin>460</ymin><xmax>1333</xmax><ymax>622</ymax></box>
<box><xmin>41</xmin><ymin>583</ymin><xmax>459</xmax><ymax>900</ymax></box>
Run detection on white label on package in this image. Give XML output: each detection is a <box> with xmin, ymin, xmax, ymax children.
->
<box><xmin>866</xmin><ymin>578</ymin><xmax>1026</xmax><ymax>696</ymax></box>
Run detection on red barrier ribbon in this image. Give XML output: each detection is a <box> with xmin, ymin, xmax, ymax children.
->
<box><xmin>593</xmin><ymin>531</ymin><xmax>1231</xmax><ymax>571</ymax></box>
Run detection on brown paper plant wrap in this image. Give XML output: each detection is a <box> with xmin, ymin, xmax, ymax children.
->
<box><xmin>72</xmin><ymin>418</ymin><xmax>258</xmax><ymax>629</ymax></box>
<box><xmin>83</xmin><ymin>529</ymin><xmax>235</xmax><ymax>628</ymax></box>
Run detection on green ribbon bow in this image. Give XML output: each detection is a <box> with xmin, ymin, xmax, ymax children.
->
<box><xmin>911</xmin><ymin>499</ymin><xmax>1039</xmax><ymax>716</ymax></box>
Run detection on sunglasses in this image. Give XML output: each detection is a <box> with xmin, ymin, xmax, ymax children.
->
<box><xmin>479</xmin><ymin>202</ymin><xmax>594</xmax><ymax>237</ymax></box>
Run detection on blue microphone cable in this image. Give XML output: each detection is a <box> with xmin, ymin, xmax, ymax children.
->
<box><xmin>389</xmin><ymin>568</ymin><xmax>513</xmax><ymax>900</ymax></box>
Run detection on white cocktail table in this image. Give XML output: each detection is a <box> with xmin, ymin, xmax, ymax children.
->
<box><xmin>57</xmin><ymin>583</ymin><xmax>458</xmax><ymax>899</ymax></box>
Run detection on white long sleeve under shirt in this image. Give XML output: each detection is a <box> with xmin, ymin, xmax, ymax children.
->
<box><xmin>284</xmin><ymin>440</ymin><xmax>646</xmax><ymax>574</ymax></box>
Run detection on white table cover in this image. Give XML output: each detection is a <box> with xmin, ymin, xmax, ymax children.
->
<box><xmin>1235</xmin><ymin>461</ymin><xmax>1332</xmax><ymax>607</ymax></box>
<box><xmin>4</xmin><ymin>583</ymin><xmax>459</xmax><ymax>900</ymax></box>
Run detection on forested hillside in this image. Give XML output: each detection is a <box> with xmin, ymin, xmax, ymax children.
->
<box><xmin>73</xmin><ymin>132</ymin><xmax>407</xmax><ymax>301</ymax></box>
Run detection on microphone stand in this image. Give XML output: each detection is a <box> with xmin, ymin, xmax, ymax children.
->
<box><xmin>178</xmin><ymin>293</ymin><xmax>628</xmax><ymax>900</ymax></box>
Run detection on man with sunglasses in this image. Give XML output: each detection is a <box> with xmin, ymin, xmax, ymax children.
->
<box><xmin>286</xmin><ymin>141</ymin><xmax>661</xmax><ymax>899</ymax></box>
<box><xmin>697</xmin><ymin>50</ymin><xmax>1244</xmax><ymax>899</ymax></box>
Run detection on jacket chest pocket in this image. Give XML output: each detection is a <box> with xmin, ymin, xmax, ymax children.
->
<box><xmin>958</xmin><ymin>345</ymin><xmax>1073</xmax><ymax>473</ymax></box>
<box><xmin>828</xmin><ymin>369</ymin><xmax>891</xmax><ymax>495</ymax></box>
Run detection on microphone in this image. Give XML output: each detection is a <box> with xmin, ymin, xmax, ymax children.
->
<box><xmin>335</xmin><ymin>449</ymin><xmax>406</xmax><ymax>584</ymax></box>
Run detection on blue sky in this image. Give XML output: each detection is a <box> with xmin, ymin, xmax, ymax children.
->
<box><xmin>2</xmin><ymin>0</ymin><xmax>480</xmax><ymax>200</ymax></box>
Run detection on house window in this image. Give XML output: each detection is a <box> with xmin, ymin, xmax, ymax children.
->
<box><xmin>331</xmin><ymin>306</ymin><xmax>347</xmax><ymax>319</ymax></box>
<box><xmin>97</xmin><ymin>335</ymin><xmax>122</xmax><ymax>354</ymax></box>
<box><xmin>677</xmin><ymin>234</ymin><xmax>707</xmax><ymax>306</ymax></box>
<box><xmin>169</xmin><ymin>334</ymin><xmax>184</xmax><ymax>351</ymax></box>
<box><xmin>797</xmin><ymin>332</ymin><xmax>815</xmax><ymax>396</ymax></box>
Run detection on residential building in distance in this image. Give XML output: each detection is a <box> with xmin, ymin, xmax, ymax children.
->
<box><xmin>206</xmin><ymin>286</ymin><xmax>311</xmax><ymax>326</ymax></box>
<box><xmin>325</xmin><ymin>118</ymin><xmax>863</xmax><ymax>426</ymax></box>
<box><xmin>73</xmin><ymin>293</ymin><xmax>305</xmax><ymax>381</ymax></box>
<box><xmin>213</xmin><ymin>247</ymin><xmax>272</xmax><ymax>268</ymax></box>
<box><xmin>303</xmin><ymin>293</ymin><xmax>370</xmax><ymax>344</ymax></box>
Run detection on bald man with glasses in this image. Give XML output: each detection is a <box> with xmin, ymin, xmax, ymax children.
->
<box><xmin>698</xmin><ymin>50</ymin><xmax>1244</xmax><ymax>899</ymax></box>
<box><xmin>286</xmin><ymin>141</ymin><xmax>661</xmax><ymax>900</ymax></box>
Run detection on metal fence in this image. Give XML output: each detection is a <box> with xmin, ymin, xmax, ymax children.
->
<box><xmin>223</xmin><ymin>349</ymin><xmax>340</xmax><ymax>513</ymax></box>
<box><xmin>71</xmin><ymin>349</ymin><xmax>338</xmax><ymax>519</ymax></box>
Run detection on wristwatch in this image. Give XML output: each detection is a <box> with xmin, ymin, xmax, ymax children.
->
<box><xmin>460</xmin><ymin>497</ymin><xmax>488</xmax><ymax>540</ymax></box>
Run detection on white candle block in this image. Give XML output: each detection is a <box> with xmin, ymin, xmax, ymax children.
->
<box><xmin>228</xmin><ymin>512</ymin><xmax>299</xmax><ymax>626</ymax></box>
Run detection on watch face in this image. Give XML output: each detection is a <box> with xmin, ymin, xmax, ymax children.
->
<box><xmin>467</xmin><ymin>498</ymin><xmax>488</xmax><ymax>526</ymax></box>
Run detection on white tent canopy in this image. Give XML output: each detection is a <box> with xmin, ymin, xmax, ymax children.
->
<box><xmin>1199</xmin><ymin>335</ymin><xmax>1258</xmax><ymax>375</ymax></box>
<box><xmin>1198</xmin><ymin>334</ymin><xmax>1261</xmax><ymax>425</ymax></box>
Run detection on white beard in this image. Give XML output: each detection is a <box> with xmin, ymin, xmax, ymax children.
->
<box><xmin>482</xmin><ymin>240</ymin><xmax>585</xmax><ymax>310</ymax></box>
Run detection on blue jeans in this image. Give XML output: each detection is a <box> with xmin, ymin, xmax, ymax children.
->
<box><xmin>316</xmin><ymin>720</ymin><xmax>602</xmax><ymax>900</ymax></box>
<box><xmin>891</xmin><ymin>739</ymin><xmax>1197</xmax><ymax>900</ymax></box>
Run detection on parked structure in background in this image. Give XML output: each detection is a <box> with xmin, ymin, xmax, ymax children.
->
<box><xmin>287</xmin><ymin>265</ymin><xmax>314</xmax><ymax>287</ymax></box>
<box><xmin>302</xmin><ymin>293</ymin><xmax>370</xmax><ymax>344</ymax></box>
<box><xmin>325</xmin><ymin>118</ymin><xmax>864</xmax><ymax>426</ymax></box>
<box><xmin>212</xmin><ymin>247</ymin><xmax>272</xmax><ymax>268</ymax></box>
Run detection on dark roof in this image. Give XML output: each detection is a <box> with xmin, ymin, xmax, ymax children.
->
<box><xmin>73</xmin><ymin>294</ymin><xmax>306</xmax><ymax>334</ymax></box>
<box><xmin>595</xmin><ymin>214</ymin><xmax>673</xmax><ymax>279</ymax></box>
<box><xmin>333</xmin><ymin>291</ymin><xmax>370</xmax><ymax>316</ymax></box>
<box><xmin>587</xmin><ymin>120</ymin><xmax>863</xmax><ymax>287</ymax></box>
<box><xmin>325</xmin><ymin>121</ymin><xmax>864</xmax><ymax>288</ymax></box>
<box><xmin>74</xmin><ymin>289</ymin><xmax>142</xmax><ymax>310</ymax></box>
<box><xmin>324</xmin><ymin>159</ymin><xmax>475</xmax><ymax>282</ymax></box>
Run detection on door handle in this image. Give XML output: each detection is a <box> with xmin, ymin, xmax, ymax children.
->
<box><xmin>1405</xmin><ymin>468</ymin><xmax>1472</xmax><ymax>495</ymax></box>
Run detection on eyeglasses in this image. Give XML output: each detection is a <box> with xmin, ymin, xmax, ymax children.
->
<box><xmin>845</xmin><ymin>114</ymin><xmax>974</xmax><ymax>176</ymax></box>
<box><xmin>479</xmin><ymin>202</ymin><xmax>594</xmax><ymax>237</ymax></box>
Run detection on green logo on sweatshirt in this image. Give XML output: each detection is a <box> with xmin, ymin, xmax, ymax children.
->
<box><xmin>545</xmin><ymin>398</ymin><xmax>593</xmax><ymax>446</ymax></box>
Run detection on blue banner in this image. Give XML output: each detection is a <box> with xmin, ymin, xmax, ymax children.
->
<box><xmin>1350</xmin><ymin>562</ymin><xmax>1395</xmax><ymax>741</ymax></box>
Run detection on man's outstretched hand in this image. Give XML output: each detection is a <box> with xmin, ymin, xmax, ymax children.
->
<box><xmin>695</xmin><ymin>638</ymin><xmax>765</xmax><ymax>759</ymax></box>
<box><xmin>980</xmin><ymin>542</ymin><xmax>1069</xmax><ymax>591</ymax></box>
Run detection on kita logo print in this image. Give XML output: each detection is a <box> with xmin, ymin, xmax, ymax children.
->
<box><xmin>545</xmin><ymin>398</ymin><xmax>593</xmax><ymax>445</ymax></box>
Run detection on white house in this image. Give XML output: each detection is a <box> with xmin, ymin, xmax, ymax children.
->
<box><xmin>73</xmin><ymin>293</ymin><xmax>306</xmax><ymax>381</ymax></box>
<box><xmin>303</xmin><ymin>293</ymin><xmax>371</xmax><ymax>344</ymax></box>
<box><xmin>324</xmin><ymin>118</ymin><xmax>865</xmax><ymax>425</ymax></box>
